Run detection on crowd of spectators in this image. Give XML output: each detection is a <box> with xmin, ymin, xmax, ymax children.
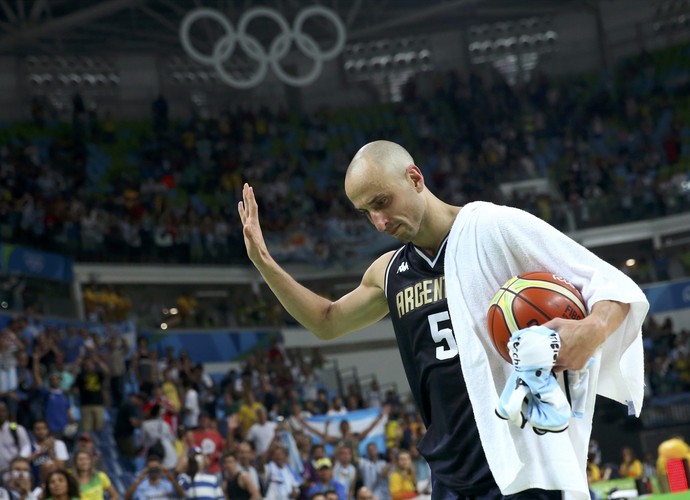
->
<box><xmin>0</xmin><ymin>309</ymin><xmax>440</xmax><ymax>499</ymax></box>
<box><xmin>643</xmin><ymin>315</ymin><xmax>690</xmax><ymax>396</ymax></box>
<box><xmin>2</xmin><ymin>45</ymin><xmax>690</xmax><ymax>272</ymax></box>
<box><xmin>0</xmin><ymin>302</ymin><xmax>689</xmax><ymax>498</ymax></box>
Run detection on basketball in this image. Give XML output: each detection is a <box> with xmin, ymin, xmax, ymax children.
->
<box><xmin>487</xmin><ymin>272</ymin><xmax>588</xmax><ymax>363</ymax></box>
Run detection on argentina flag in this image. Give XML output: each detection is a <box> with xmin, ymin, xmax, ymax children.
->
<box><xmin>299</xmin><ymin>407</ymin><xmax>387</xmax><ymax>456</ymax></box>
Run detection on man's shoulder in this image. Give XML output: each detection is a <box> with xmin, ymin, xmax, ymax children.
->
<box><xmin>364</xmin><ymin>250</ymin><xmax>399</xmax><ymax>288</ymax></box>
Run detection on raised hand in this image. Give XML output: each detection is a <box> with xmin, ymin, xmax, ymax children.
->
<box><xmin>237</xmin><ymin>183</ymin><xmax>270</xmax><ymax>265</ymax></box>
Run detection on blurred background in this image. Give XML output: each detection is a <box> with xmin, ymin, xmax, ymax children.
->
<box><xmin>1</xmin><ymin>0</ymin><xmax>690</xmax><ymax>498</ymax></box>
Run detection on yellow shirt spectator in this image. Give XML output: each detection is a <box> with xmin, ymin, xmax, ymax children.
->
<box><xmin>79</xmin><ymin>471</ymin><xmax>113</xmax><ymax>500</ymax></box>
<box><xmin>237</xmin><ymin>400</ymin><xmax>264</xmax><ymax>435</ymax></box>
<box><xmin>389</xmin><ymin>450</ymin><xmax>417</xmax><ymax>500</ymax></box>
<box><xmin>162</xmin><ymin>380</ymin><xmax>181</xmax><ymax>413</ymax></box>
<box><xmin>619</xmin><ymin>447</ymin><xmax>643</xmax><ymax>478</ymax></box>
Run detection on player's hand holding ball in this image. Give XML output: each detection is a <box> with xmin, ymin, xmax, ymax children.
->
<box><xmin>487</xmin><ymin>271</ymin><xmax>587</xmax><ymax>364</ymax></box>
<box><xmin>491</xmin><ymin>272</ymin><xmax>589</xmax><ymax>433</ymax></box>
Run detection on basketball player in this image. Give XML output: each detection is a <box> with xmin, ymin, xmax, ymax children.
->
<box><xmin>238</xmin><ymin>140</ymin><xmax>648</xmax><ymax>499</ymax></box>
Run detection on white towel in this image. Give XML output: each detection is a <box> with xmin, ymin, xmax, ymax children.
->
<box><xmin>444</xmin><ymin>202</ymin><xmax>649</xmax><ymax>500</ymax></box>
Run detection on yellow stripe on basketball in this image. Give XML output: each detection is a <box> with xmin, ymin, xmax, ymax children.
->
<box><xmin>489</xmin><ymin>287</ymin><xmax>521</xmax><ymax>333</ymax></box>
<box><xmin>507</xmin><ymin>278</ymin><xmax>587</xmax><ymax>315</ymax></box>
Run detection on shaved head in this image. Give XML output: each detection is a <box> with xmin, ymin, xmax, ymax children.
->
<box><xmin>344</xmin><ymin>140</ymin><xmax>429</xmax><ymax>242</ymax></box>
<box><xmin>345</xmin><ymin>140</ymin><xmax>415</xmax><ymax>186</ymax></box>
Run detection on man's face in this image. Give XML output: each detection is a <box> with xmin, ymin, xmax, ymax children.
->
<box><xmin>337</xmin><ymin>447</ymin><xmax>352</xmax><ymax>464</ymax></box>
<box><xmin>33</xmin><ymin>421</ymin><xmax>49</xmax><ymax>440</ymax></box>
<box><xmin>238</xmin><ymin>444</ymin><xmax>253</xmax><ymax>465</ymax></box>
<box><xmin>222</xmin><ymin>455</ymin><xmax>237</xmax><ymax>474</ymax></box>
<box><xmin>0</xmin><ymin>404</ymin><xmax>8</xmax><ymax>422</ymax></box>
<box><xmin>10</xmin><ymin>460</ymin><xmax>31</xmax><ymax>485</ymax></box>
<box><xmin>272</xmin><ymin>447</ymin><xmax>286</xmax><ymax>466</ymax></box>
<box><xmin>345</xmin><ymin>162</ymin><xmax>424</xmax><ymax>243</ymax></box>
<box><xmin>317</xmin><ymin>466</ymin><xmax>333</xmax><ymax>481</ymax></box>
<box><xmin>147</xmin><ymin>460</ymin><xmax>162</xmax><ymax>481</ymax></box>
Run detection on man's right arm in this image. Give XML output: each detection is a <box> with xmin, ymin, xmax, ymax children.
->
<box><xmin>238</xmin><ymin>183</ymin><xmax>391</xmax><ymax>340</ymax></box>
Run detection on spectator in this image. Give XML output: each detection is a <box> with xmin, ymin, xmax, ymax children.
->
<box><xmin>306</xmin><ymin>458</ymin><xmax>347</xmax><ymax>500</ymax></box>
<box><xmin>332</xmin><ymin>446</ymin><xmax>356</xmax><ymax>500</ymax></box>
<box><xmin>388</xmin><ymin>450</ymin><xmax>417</xmax><ymax>500</ymax></box>
<box><xmin>327</xmin><ymin>396</ymin><xmax>347</xmax><ymax>416</ymax></box>
<box><xmin>102</xmin><ymin>336</ymin><xmax>128</xmax><ymax>409</ymax></box>
<box><xmin>4</xmin><ymin>456</ymin><xmax>42</xmax><ymax>499</ymax></box>
<box><xmin>73</xmin><ymin>356</ymin><xmax>109</xmax><ymax>433</ymax></box>
<box><xmin>619</xmin><ymin>446</ymin><xmax>643</xmax><ymax>478</ymax></box>
<box><xmin>262</xmin><ymin>444</ymin><xmax>301</xmax><ymax>499</ymax></box>
<box><xmin>192</xmin><ymin>412</ymin><xmax>225</xmax><ymax>475</ymax></box>
<box><xmin>123</xmin><ymin>455</ymin><xmax>185</xmax><ymax>500</ymax></box>
<box><xmin>235</xmin><ymin>441</ymin><xmax>261</xmax><ymax>495</ymax></box>
<box><xmin>0</xmin><ymin>328</ymin><xmax>21</xmax><ymax>419</ymax></box>
<box><xmin>0</xmin><ymin>401</ymin><xmax>31</xmax><ymax>475</ymax></box>
<box><xmin>237</xmin><ymin>389</ymin><xmax>264</xmax><ymax>437</ymax></box>
<box><xmin>365</xmin><ymin>380</ymin><xmax>382</xmax><ymax>409</ymax></box>
<box><xmin>73</xmin><ymin>450</ymin><xmax>119</xmax><ymax>500</ymax></box>
<box><xmin>586</xmin><ymin>453</ymin><xmax>601</xmax><ymax>483</ymax></box>
<box><xmin>295</xmin><ymin>435</ymin><xmax>318</xmax><ymax>499</ymax></box>
<box><xmin>32</xmin><ymin>358</ymin><xmax>72</xmax><ymax>440</ymax></box>
<box><xmin>191</xmin><ymin>364</ymin><xmax>217</xmax><ymax>422</ymax></box>
<box><xmin>141</xmin><ymin>404</ymin><xmax>178</xmax><ymax>471</ymax></box>
<box><xmin>113</xmin><ymin>393</ymin><xmax>145</xmax><ymax>473</ymax></box>
<box><xmin>160</xmin><ymin>370</ymin><xmax>182</xmax><ymax>428</ymax></box>
<box><xmin>177</xmin><ymin>447</ymin><xmax>224</xmax><ymax>500</ymax></box>
<box><xmin>42</xmin><ymin>469</ymin><xmax>80</xmax><ymax>500</ymax></box>
<box><xmin>28</xmin><ymin>420</ymin><xmax>69</xmax><ymax>486</ymax></box>
<box><xmin>59</xmin><ymin>328</ymin><xmax>83</xmax><ymax>366</ymax></box>
<box><xmin>181</xmin><ymin>379</ymin><xmax>200</xmax><ymax>430</ymax></box>
<box><xmin>32</xmin><ymin>330</ymin><xmax>61</xmax><ymax>376</ymax></box>
<box><xmin>73</xmin><ymin>433</ymin><xmax>103</xmax><ymax>471</ymax></box>
<box><xmin>408</xmin><ymin>444</ymin><xmax>431</xmax><ymax>496</ymax></box>
<box><xmin>131</xmin><ymin>339</ymin><xmax>157</xmax><ymax>397</ymax></box>
<box><xmin>144</xmin><ymin>384</ymin><xmax>179</xmax><ymax>434</ymax></box>
<box><xmin>245</xmin><ymin>407</ymin><xmax>277</xmax><ymax>458</ymax></box>
<box><xmin>221</xmin><ymin>452</ymin><xmax>261</xmax><ymax>499</ymax></box>
<box><xmin>358</xmin><ymin>442</ymin><xmax>392</xmax><ymax>500</ymax></box>
<box><xmin>15</xmin><ymin>351</ymin><xmax>35</xmax><ymax>431</ymax></box>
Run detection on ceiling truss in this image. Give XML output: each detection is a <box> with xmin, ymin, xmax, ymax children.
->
<box><xmin>0</xmin><ymin>0</ymin><xmax>588</xmax><ymax>56</ymax></box>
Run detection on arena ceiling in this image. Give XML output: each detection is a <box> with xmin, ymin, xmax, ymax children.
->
<box><xmin>0</xmin><ymin>0</ymin><xmax>589</xmax><ymax>56</ymax></box>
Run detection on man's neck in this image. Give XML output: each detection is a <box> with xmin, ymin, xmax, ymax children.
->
<box><xmin>413</xmin><ymin>203</ymin><xmax>461</xmax><ymax>255</ymax></box>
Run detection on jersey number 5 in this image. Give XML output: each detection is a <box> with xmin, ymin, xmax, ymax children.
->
<box><xmin>428</xmin><ymin>311</ymin><xmax>458</xmax><ymax>360</ymax></box>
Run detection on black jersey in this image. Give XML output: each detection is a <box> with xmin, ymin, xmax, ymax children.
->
<box><xmin>384</xmin><ymin>237</ymin><xmax>494</xmax><ymax>494</ymax></box>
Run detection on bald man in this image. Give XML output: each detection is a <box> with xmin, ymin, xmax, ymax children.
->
<box><xmin>239</xmin><ymin>140</ymin><xmax>646</xmax><ymax>499</ymax></box>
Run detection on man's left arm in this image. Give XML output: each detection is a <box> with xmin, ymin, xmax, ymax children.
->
<box><xmin>546</xmin><ymin>300</ymin><xmax>630</xmax><ymax>371</ymax></box>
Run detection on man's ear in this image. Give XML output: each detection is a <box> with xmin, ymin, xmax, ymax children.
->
<box><xmin>407</xmin><ymin>165</ymin><xmax>424</xmax><ymax>192</ymax></box>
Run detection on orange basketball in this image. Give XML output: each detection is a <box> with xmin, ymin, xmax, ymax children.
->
<box><xmin>487</xmin><ymin>272</ymin><xmax>587</xmax><ymax>363</ymax></box>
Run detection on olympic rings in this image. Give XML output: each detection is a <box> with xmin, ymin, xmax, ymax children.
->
<box><xmin>179</xmin><ymin>6</ymin><xmax>347</xmax><ymax>89</ymax></box>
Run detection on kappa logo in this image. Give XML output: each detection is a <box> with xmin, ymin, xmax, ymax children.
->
<box><xmin>397</xmin><ymin>261</ymin><xmax>409</xmax><ymax>273</ymax></box>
